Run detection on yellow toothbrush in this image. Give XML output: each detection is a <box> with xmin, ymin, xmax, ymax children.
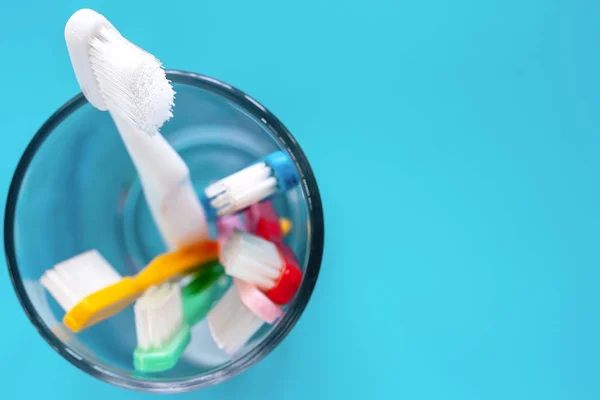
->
<box><xmin>41</xmin><ymin>241</ymin><xmax>219</xmax><ymax>332</ymax></box>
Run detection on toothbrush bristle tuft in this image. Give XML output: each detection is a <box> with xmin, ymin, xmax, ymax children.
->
<box><xmin>134</xmin><ymin>283</ymin><xmax>184</xmax><ymax>351</ymax></box>
<box><xmin>221</xmin><ymin>231</ymin><xmax>282</xmax><ymax>290</ymax></box>
<box><xmin>89</xmin><ymin>27</ymin><xmax>175</xmax><ymax>134</ymax></box>
<box><xmin>204</xmin><ymin>162</ymin><xmax>278</xmax><ymax>217</ymax></box>
<box><xmin>40</xmin><ymin>250</ymin><xmax>122</xmax><ymax>312</ymax></box>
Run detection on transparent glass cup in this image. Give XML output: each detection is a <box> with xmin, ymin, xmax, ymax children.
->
<box><xmin>4</xmin><ymin>70</ymin><xmax>324</xmax><ymax>392</ymax></box>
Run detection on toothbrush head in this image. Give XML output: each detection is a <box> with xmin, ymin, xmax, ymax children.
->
<box><xmin>89</xmin><ymin>27</ymin><xmax>175</xmax><ymax>134</ymax></box>
<box><xmin>221</xmin><ymin>230</ymin><xmax>302</xmax><ymax>305</ymax></box>
<box><xmin>40</xmin><ymin>250</ymin><xmax>122</xmax><ymax>312</ymax></box>
<box><xmin>65</xmin><ymin>9</ymin><xmax>115</xmax><ymax>110</ymax></box>
<box><xmin>65</xmin><ymin>8</ymin><xmax>174</xmax><ymax>133</ymax></box>
<box><xmin>134</xmin><ymin>283</ymin><xmax>191</xmax><ymax>372</ymax></box>
<box><xmin>263</xmin><ymin>242</ymin><xmax>302</xmax><ymax>305</ymax></box>
<box><xmin>207</xmin><ymin>280</ymin><xmax>282</xmax><ymax>355</ymax></box>
<box><xmin>263</xmin><ymin>151</ymin><xmax>300</xmax><ymax>192</ymax></box>
<box><xmin>201</xmin><ymin>151</ymin><xmax>300</xmax><ymax>219</ymax></box>
<box><xmin>221</xmin><ymin>230</ymin><xmax>282</xmax><ymax>288</ymax></box>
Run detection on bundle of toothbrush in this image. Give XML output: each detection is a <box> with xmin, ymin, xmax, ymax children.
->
<box><xmin>40</xmin><ymin>9</ymin><xmax>303</xmax><ymax>373</ymax></box>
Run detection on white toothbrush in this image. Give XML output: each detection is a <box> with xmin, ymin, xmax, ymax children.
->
<box><xmin>201</xmin><ymin>151</ymin><xmax>300</xmax><ymax>219</ymax></box>
<box><xmin>64</xmin><ymin>8</ymin><xmax>208</xmax><ymax>249</ymax></box>
<box><xmin>40</xmin><ymin>250</ymin><xmax>122</xmax><ymax>312</ymax></box>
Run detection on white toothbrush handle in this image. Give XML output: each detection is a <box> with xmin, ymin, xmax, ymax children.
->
<box><xmin>112</xmin><ymin>115</ymin><xmax>208</xmax><ymax>249</ymax></box>
<box><xmin>144</xmin><ymin>177</ymin><xmax>209</xmax><ymax>250</ymax></box>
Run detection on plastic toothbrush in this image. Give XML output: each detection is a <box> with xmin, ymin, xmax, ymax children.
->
<box><xmin>41</xmin><ymin>240</ymin><xmax>218</xmax><ymax>332</ymax></box>
<box><xmin>64</xmin><ymin>8</ymin><xmax>208</xmax><ymax>250</ymax></box>
<box><xmin>201</xmin><ymin>151</ymin><xmax>300</xmax><ymax>220</ymax></box>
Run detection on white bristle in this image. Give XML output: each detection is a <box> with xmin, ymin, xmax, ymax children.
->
<box><xmin>40</xmin><ymin>250</ymin><xmax>122</xmax><ymax>312</ymax></box>
<box><xmin>89</xmin><ymin>27</ymin><xmax>174</xmax><ymax>134</ymax></box>
<box><xmin>204</xmin><ymin>162</ymin><xmax>278</xmax><ymax>216</ymax></box>
<box><xmin>134</xmin><ymin>282</ymin><xmax>184</xmax><ymax>351</ymax></box>
<box><xmin>204</xmin><ymin>163</ymin><xmax>270</xmax><ymax>198</ymax></box>
<box><xmin>207</xmin><ymin>286</ymin><xmax>264</xmax><ymax>355</ymax></box>
<box><xmin>221</xmin><ymin>231</ymin><xmax>283</xmax><ymax>290</ymax></box>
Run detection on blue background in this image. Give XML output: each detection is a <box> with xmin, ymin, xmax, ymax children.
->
<box><xmin>1</xmin><ymin>0</ymin><xmax>600</xmax><ymax>398</ymax></box>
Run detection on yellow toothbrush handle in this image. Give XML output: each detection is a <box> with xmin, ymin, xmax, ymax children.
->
<box><xmin>133</xmin><ymin>240</ymin><xmax>219</xmax><ymax>288</ymax></box>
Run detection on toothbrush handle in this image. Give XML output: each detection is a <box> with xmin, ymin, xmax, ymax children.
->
<box><xmin>145</xmin><ymin>178</ymin><xmax>209</xmax><ymax>250</ymax></box>
<box><xmin>245</xmin><ymin>201</ymin><xmax>283</xmax><ymax>242</ymax></box>
<box><xmin>112</xmin><ymin>115</ymin><xmax>209</xmax><ymax>249</ymax></box>
<box><xmin>113</xmin><ymin>115</ymin><xmax>189</xmax><ymax>187</ymax></box>
<box><xmin>134</xmin><ymin>240</ymin><xmax>219</xmax><ymax>289</ymax></box>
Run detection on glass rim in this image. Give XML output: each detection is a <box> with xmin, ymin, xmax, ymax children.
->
<box><xmin>3</xmin><ymin>69</ymin><xmax>325</xmax><ymax>392</ymax></box>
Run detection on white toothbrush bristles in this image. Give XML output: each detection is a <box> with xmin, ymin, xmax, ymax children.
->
<box><xmin>89</xmin><ymin>27</ymin><xmax>174</xmax><ymax>134</ymax></box>
<box><xmin>221</xmin><ymin>231</ymin><xmax>283</xmax><ymax>290</ymax></box>
<box><xmin>204</xmin><ymin>162</ymin><xmax>278</xmax><ymax>217</ymax></box>
<box><xmin>204</xmin><ymin>163</ymin><xmax>271</xmax><ymax>198</ymax></box>
<box><xmin>134</xmin><ymin>282</ymin><xmax>184</xmax><ymax>351</ymax></box>
<box><xmin>40</xmin><ymin>250</ymin><xmax>122</xmax><ymax>312</ymax></box>
<box><xmin>207</xmin><ymin>285</ymin><xmax>264</xmax><ymax>355</ymax></box>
